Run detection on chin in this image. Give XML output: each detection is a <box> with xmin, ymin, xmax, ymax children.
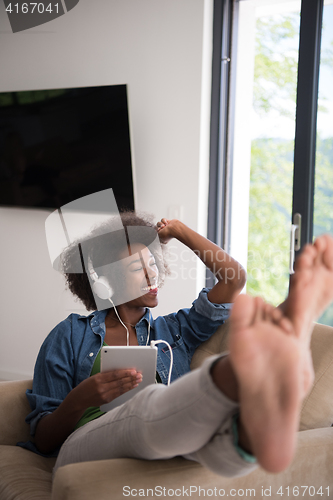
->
<box><xmin>125</xmin><ymin>294</ymin><xmax>159</xmax><ymax>308</ymax></box>
<box><xmin>144</xmin><ymin>295</ymin><xmax>159</xmax><ymax>308</ymax></box>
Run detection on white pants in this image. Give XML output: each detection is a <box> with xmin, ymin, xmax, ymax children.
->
<box><xmin>53</xmin><ymin>355</ymin><xmax>258</xmax><ymax>478</ymax></box>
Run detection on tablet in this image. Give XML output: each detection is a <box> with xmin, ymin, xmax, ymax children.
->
<box><xmin>100</xmin><ymin>345</ymin><xmax>158</xmax><ymax>412</ymax></box>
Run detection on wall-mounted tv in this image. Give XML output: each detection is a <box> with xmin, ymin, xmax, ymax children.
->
<box><xmin>0</xmin><ymin>84</ymin><xmax>135</xmax><ymax>211</ymax></box>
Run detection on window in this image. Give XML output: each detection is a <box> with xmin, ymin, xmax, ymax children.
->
<box><xmin>210</xmin><ymin>0</ymin><xmax>333</xmax><ymax>324</ymax></box>
<box><xmin>229</xmin><ymin>0</ymin><xmax>301</xmax><ymax>306</ymax></box>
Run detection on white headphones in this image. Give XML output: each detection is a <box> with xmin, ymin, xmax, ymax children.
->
<box><xmin>87</xmin><ymin>255</ymin><xmax>153</xmax><ymax>350</ymax></box>
<box><xmin>87</xmin><ymin>256</ymin><xmax>114</xmax><ymax>300</ymax></box>
<box><xmin>88</xmin><ymin>255</ymin><xmax>131</xmax><ymax>345</ymax></box>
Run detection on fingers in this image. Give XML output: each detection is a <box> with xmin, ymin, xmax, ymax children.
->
<box><xmin>103</xmin><ymin>371</ymin><xmax>143</xmax><ymax>401</ymax></box>
<box><xmin>91</xmin><ymin>369</ymin><xmax>143</xmax><ymax>405</ymax></box>
<box><xmin>101</xmin><ymin>368</ymin><xmax>140</xmax><ymax>383</ymax></box>
<box><xmin>77</xmin><ymin>370</ymin><xmax>144</xmax><ymax>409</ymax></box>
<box><xmin>156</xmin><ymin>218</ymin><xmax>170</xmax><ymax>230</ymax></box>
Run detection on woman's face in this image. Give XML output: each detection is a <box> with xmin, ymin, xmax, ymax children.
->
<box><xmin>117</xmin><ymin>243</ymin><xmax>159</xmax><ymax>308</ymax></box>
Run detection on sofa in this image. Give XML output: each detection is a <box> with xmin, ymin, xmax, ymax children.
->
<box><xmin>1</xmin><ymin>321</ymin><xmax>333</xmax><ymax>500</ymax></box>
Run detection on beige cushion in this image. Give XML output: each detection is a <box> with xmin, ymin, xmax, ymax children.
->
<box><xmin>0</xmin><ymin>445</ymin><xmax>55</xmax><ymax>500</ymax></box>
<box><xmin>190</xmin><ymin>321</ymin><xmax>230</xmax><ymax>370</ymax></box>
<box><xmin>52</xmin><ymin>428</ymin><xmax>333</xmax><ymax>500</ymax></box>
<box><xmin>300</xmin><ymin>322</ymin><xmax>333</xmax><ymax>430</ymax></box>
<box><xmin>0</xmin><ymin>380</ymin><xmax>33</xmax><ymax>445</ymax></box>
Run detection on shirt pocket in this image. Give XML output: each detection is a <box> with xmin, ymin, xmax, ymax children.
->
<box><xmin>161</xmin><ymin>334</ymin><xmax>183</xmax><ymax>359</ymax></box>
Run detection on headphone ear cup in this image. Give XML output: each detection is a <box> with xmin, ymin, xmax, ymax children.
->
<box><xmin>92</xmin><ymin>276</ymin><xmax>114</xmax><ymax>300</ymax></box>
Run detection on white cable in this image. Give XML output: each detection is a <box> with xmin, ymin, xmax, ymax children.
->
<box><xmin>146</xmin><ymin>309</ymin><xmax>152</xmax><ymax>347</ymax></box>
<box><xmin>104</xmin><ymin>303</ymin><xmax>171</xmax><ymax>384</ymax></box>
<box><xmin>108</xmin><ymin>298</ymin><xmax>129</xmax><ymax>346</ymax></box>
<box><xmin>150</xmin><ymin>340</ymin><xmax>173</xmax><ymax>386</ymax></box>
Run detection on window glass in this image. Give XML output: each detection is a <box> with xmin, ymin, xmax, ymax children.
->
<box><xmin>229</xmin><ymin>0</ymin><xmax>301</xmax><ymax>305</ymax></box>
<box><xmin>313</xmin><ymin>0</ymin><xmax>333</xmax><ymax>325</ymax></box>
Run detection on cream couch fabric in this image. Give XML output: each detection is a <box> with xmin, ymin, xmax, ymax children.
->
<box><xmin>1</xmin><ymin>322</ymin><xmax>333</xmax><ymax>500</ymax></box>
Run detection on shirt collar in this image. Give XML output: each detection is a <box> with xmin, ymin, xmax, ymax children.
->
<box><xmin>80</xmin><ymin>309</ymin><xmax>109</xmax><ymax>337</ymax></box>
<box><xmin>136</xmin><ymin>308</ymin><xmax>154</xmax><ymax>329</ymax></box>
<box><xmin>81</xmin><ymin>307</ymin><xmax>154</xmax><ymax>329</ymax></box>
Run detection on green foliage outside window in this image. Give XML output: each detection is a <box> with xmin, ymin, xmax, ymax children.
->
<box><xmin>247</xmin><ymin>138</ymin><xmax>293</xmax><ymax>305</ymax></box>
<box><xmin>247</xmin><ymin>11</ymin><xmax>333</xmax><ymax>326</ymax></box>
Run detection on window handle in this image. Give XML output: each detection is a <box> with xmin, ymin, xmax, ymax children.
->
<box><xmin>289</xmin><ymin>213</ymin><xmax>301</xmax><ymax>274</ymax></box>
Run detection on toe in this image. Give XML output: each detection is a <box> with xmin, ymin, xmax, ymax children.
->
<box><xmin>263</xmin><ymin>302</ymin><xmax>275</xmax><ymax>322</ymax></box>
<box><xmin>254</xmin><ymin>297</ymin><xmax>266</xmax><ymax>324</ymax></box>
<box><xmin>279</xmin><ymin>316</ymin><xmax>294</xmax><ymax>335</ymax></box>
<box><xmin>230</xmin><ymin>294</ymin><xmax>257</xmax><ymax>330</ymax></box>
<box><xmin>313</xmin><ymin>235</ymin><xmax>328</xmax><ymax>264</ymax></box>
<box><xmin>294</xmin><ymin>244</ymin><xmax>316</xmax><ymax>272</ymax></box>
<box><xmin>322</xmin><ymin>235</ymin><xmax>333</xmax><ymax>271</ymax></box>
<box><xmin>272</xmin><ymin>306</ymin><xmax>283</xmax><ymax>323</ymax></box>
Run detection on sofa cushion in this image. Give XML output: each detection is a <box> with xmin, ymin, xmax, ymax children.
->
<box><xmin>191</xmin><ymin>321</ymin><xmax>230</xmax><ymax>370</ymax></box>
<box><xmin>0</xmin><ymin>380</ymin><xmax>33</xmax><ymax>446</ymax></box>
<box><xmin>52</xmin><ymin>428</ymin><xmax>333</xmax><ymax>500</ymax></box>
<box><xmin>0</xmin><ymin>445</ymin><xmax>55</xmax><ymax>500</ymax></box>
<box><xmin>300</xmin><ymin>322</ymin><xmax>333</xmax><ymax>430</ymax></box>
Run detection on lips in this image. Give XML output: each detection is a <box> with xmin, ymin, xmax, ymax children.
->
<box><xmin>141</xmin><ymin>284</ymin><xmax>158</xmax><ymax>295</ymax></box>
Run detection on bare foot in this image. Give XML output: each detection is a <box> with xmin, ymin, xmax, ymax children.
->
<box><xmin>284</xmin><ymin>234</ymin><xmax>333</xmax><ymax>341</ymax></box>
<box><xmin>228</xmin><ymin>294</ymin><xmax>304</xmax><ymax>473</ymax></box>
<box><xmin>212</xmin><ymin>235</ymin><xmax>333</xmax><ymax>473</ymax></box>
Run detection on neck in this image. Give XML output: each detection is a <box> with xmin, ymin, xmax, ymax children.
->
<box><xmin>107</xmin><ymin>304</ymin><xmax>146</xmax><ymax>327</ymax></box>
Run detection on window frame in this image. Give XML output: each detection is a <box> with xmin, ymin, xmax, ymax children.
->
<box><xmin>207</xmin><ymin>0</ymin><xmax>233</xmax><ymax>286</ymax></box>
<box><xmin>292</xmin><ymin>0</ymin><xmax>324</xmax><ymax>253</ymax></box>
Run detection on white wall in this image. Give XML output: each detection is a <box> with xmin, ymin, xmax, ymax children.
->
<box><xmin>0</xmin><ymin>0</ymin><xmax>214</xmax><ymax>379</ymax></box>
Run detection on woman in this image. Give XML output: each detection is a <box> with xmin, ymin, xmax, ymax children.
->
<box><xmin>21</xmin><ymin>211</ymin><xmax>260</xmax><ymax>478</ymax></box>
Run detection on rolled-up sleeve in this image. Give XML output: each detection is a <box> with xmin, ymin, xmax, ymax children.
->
<box><xmin>170</xmin><ymin>288</ymin><xmax>232</xmax><ymax>357</ymax></box>
<box><xmin>25</xmin><ymin>398</ymin><xmax>62</xmax><ymax>437</ymax></box>
<box><xmin>193</xmin><ymin>287</ymin><xmax>233</xmax><ymax>321</ymax></box>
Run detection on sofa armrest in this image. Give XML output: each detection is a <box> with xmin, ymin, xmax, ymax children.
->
<box><xmin>0</xmin><ymin>380</ymin><xmax>33</xmax><ymax>445</ymax></box>
<box><xmin>52</xmin><ymin>427</ymin><xmax>333</xmax><ymax>500</ymax></box>
<box><xmin>300</xmin><ymin>322</ymin><xmax>333</xmax><ymax>430</ymax></box>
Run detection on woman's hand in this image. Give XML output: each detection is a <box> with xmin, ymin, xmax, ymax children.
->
<box><xmin>73</xmin><ymin>369</ymin><xmax>143</xmax><ymax>410</ymax></box>
<box><xmin>34</xmin><ymin>368</ymin><xmax>142</xmax><ymax>454</ymax></box>
<box><xmin>157</xmin><ymin>218</ymin><xmax>246</xmax><ymax>304</ymax></box>
<box><xmin>156</xmin><ymin>218</ymin><xmax>181</xmax><ymax>244</ymax></box>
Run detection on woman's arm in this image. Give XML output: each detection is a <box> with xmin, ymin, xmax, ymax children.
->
<box><xmin>34</xmin><ymin>369</ymin><xmax>142</xmax><ymax>454</ymax></box>
<box><xmin>157</xmin><ymin>218</ymin><xmax>246</xmax><ymax>304</ymax></box>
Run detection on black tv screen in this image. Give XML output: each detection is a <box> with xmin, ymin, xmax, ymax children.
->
<box><xmin>0</xmin><ymin>84</ymin><xmax>135</xmax><ymax>211</ymax></box>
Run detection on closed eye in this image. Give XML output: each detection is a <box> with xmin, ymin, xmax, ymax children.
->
<box><xmin>131</xmin><ymin>260</ymin><xmax>157</xmax><ymax>272</ymax></box>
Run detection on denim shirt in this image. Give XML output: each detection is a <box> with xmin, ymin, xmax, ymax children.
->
<box><xmin>19</xmin><ymin>288</ymin><xmax>232</xmax><ymax>456</ymax></box>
